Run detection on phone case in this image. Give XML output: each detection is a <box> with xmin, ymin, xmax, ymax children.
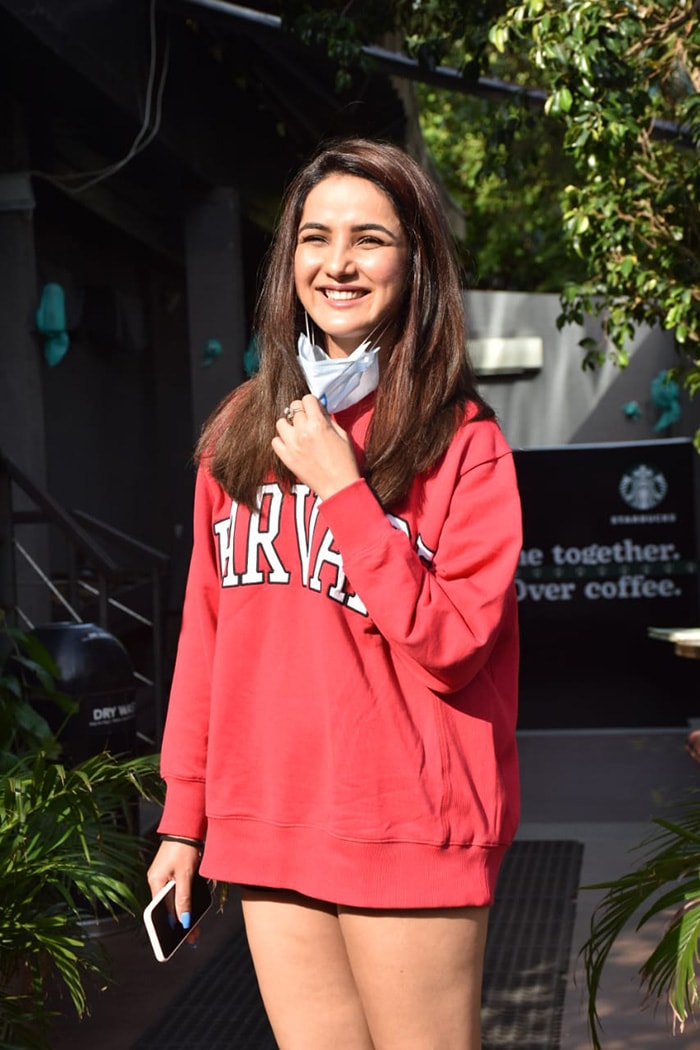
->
<box><xmin>143</xmin><ymin>874</ymin><xmax>213</xmax><ymax>962</ymax></box>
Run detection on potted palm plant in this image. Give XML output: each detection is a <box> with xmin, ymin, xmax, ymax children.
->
<box><xmin>0</xmin><ymin>617</ymin><xmax>164</xmax><ymax>1050</ymax></box>
<box><xmin>582</xmin><ymin>806</ymin><xmax>700</xmax><ymax>1048</ymax></box>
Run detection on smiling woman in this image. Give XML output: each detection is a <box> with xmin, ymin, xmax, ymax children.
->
<box><xmin>147</xmin><ymin>137</ymin><xmax>522</xmax><ymax>1050</ymax></box>
<box><xmin>293</xmin><ymin>175</ymin><xmax>409</xmax><ymax>359</ymax></box>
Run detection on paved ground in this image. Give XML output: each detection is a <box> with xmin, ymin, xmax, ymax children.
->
<box><xmin>519</xmin><ymin>727</ymin><xmax>700</xmax><ymax>1050</ymax></box>
<box><xmin>47</xmin><ymin>726</ymin><xmax>700</xmax><ymax>1049</ymax></box>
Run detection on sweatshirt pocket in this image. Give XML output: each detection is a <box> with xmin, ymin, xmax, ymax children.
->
<box><xmin>323</xmin><ymin>665</ymin><xmax>453</xmax><ymax>847</ymax></box>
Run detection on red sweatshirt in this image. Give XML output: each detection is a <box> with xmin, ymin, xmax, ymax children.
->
<box><xmin>159</xmin><ymin>396</ymin><xmax>522</xmax><ymax>908</ymax></box>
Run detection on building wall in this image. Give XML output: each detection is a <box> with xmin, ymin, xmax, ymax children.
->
<box><xmin>466</xmin><ymin>290</ymin><xmax>700</xmax><ymax>449</ymax></box>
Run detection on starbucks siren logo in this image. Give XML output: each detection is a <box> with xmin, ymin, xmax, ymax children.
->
<box><xmin>619</xmin><ymin>464</ymin><xmax>668</xmax><ymax>510</ymax></box>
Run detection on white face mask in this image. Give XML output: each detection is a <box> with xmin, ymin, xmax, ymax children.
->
<box><xmin>297</xmin><ymin>332</ymin><xmax>380</xmax><ymax>413</ymax></box>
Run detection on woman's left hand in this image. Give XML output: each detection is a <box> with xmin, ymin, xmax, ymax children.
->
<box><xmin>272</xmin><ymin>394</ymin><xmax>361</xmax><ymax>500</ymax></box>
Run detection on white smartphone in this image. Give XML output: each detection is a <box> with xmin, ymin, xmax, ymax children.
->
<box><xmin>143</xmin><ymin>873</ymin><xmax>213</xmax><ymax>962</ymax></box>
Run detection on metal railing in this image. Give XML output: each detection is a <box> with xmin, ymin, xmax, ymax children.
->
<box><xmin>0</xmin><ymin>450</ymin><xmax>169</xmax><ymax>745</ymax></box>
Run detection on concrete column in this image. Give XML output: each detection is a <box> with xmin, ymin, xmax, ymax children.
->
<box><xmin>184</xmin><ymin>188</ymin><xmax>247</xmax><ymax>437</ymax></box>
<box><xmin>0</xmin><ymin>96</ymin><xmax>50</xmax><ymax>626</ymax></box>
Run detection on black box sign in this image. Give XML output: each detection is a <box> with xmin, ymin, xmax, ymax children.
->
<box><xmin>514</xmin><ymin>438</ymin><xmax>699</xmax><ymax>626</ymax></box>
<box><xmin>513</xmin><ymin>439</ymin><xmax>700</xmax><ymax>727</ymax></box>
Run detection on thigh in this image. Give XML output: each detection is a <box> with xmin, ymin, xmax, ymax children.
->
<box><xmin>240</xmin><ymin>888</ymin><xmax>374</xmax><ymax>1050</ymax></box>
<box><xmin>338</xmin><ymin>904</ymin><xmax>489</xmax><ymax>1050</ymax></box>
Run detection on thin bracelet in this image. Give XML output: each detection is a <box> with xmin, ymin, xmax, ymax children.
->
<box><xmin>160</xmin><ymin>834</ymin><xmax>205</xmax><ymax>851</ymax></box>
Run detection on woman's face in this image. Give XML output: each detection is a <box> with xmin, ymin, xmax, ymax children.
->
<box><xmin>293</xmin><ymin>174</ymin><xmax>410</xmax><ymax>359</ymax></box>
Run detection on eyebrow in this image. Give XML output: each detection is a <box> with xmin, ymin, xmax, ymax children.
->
<box><xmin>298</xmin><ymin>221</ymin><xmax>401</xmax><ymax>240</ymax></box>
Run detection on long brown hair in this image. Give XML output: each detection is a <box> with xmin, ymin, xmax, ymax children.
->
<box><xmin>197</xmin><ymin>137</ymin><xmax>493</xmax><ymax>510</ymax></box>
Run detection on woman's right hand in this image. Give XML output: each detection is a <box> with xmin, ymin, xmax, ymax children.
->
<box><xmin>147</xmin><ymin>840</ymin><xmax>202</xmax><ymax>933</ymax></box>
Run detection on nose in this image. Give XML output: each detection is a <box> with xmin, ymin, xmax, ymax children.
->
<box><xmin>324</xmin><ymin>237</ymin><xmax>356</xmax><ymax>278</ymax></box>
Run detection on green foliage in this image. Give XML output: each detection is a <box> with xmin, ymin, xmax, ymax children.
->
<box><xmin>278</xmin><ymin>0</ymin><xmax>493</xmax><ymax>90</ymax></box>
<box><xmin>0</xmin><ymin>751</ymin><xmax>163</xmax><ymax>1048</ymax></box>
<box><xmin>0</xmin><ymin>617</ymin><xmax>165</xmax><ymax>1048</ymax></box>
<box><xmin>279</xmin><ymin>0</ymin><xmax>508</xmax><ymax>80</ymax></box>
<box><xmin>281</xmin><ymin>4</ymin><xmax>375</xmax><ymax>91</ymax></box>
<box><xmin>582</xmin><ymin>804</ymin><xmax>700</xmax><ymax>1048</ymax></box>
<box><xmin>0</xmin><ymin>616</ymin><xmax>77</xmax><ymax>770</ymax></box>
<box><xmin>491</xmin><ymin>1</ymin><xmax>700</xmax><ymax>374</ymax></box>
<box><xmin>417</xmin><ymin>86</ymin><xmax>586</xmax><ymax>290</ymax></box>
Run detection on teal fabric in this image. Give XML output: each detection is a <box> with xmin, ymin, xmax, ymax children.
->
<box><xmin>202</xmin><ymin>338</ymin><xmax>223</xmax><ymax>366</ymax></box>
<box><xmin>36</xmin><ymin>283</ymin><xmax>70</xmax><ymax>367</ymax></box>
<box><xmin>651</xmin><ymin>370</ymin><xmax>681</xmax><ymax>432</ymax></box>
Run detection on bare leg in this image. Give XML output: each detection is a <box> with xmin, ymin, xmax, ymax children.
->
<box><xmin>240</xmin><ymin>888</ymin><xmax>375</xmax><ymax>1050</ymax></box>
<box><xmin>338</xmin><ymin>904</ymin><xmax>489</xmax><ymax>1050</ymax></box>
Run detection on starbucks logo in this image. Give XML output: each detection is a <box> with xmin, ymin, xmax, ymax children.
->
<box><xmin>619</xmin><ymin>465</ymin><xmax>668</xmax><ymax>510</ymax></box>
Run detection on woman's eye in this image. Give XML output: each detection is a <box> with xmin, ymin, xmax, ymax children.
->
<box><xmin>297</xmin><ymin>233</ymin><xmax>387</xmax><ymax>247</ymax></box>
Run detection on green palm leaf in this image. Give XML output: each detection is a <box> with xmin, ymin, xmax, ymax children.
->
<box><xmin>582</xmin><ymin>801</ymin><xmax>700</xmax><ymax>1048</ymax></box>
<box><xmin>0</xmin><ymin>750</ymin><xmax>164</xmax><ymax>1047</ymax></box>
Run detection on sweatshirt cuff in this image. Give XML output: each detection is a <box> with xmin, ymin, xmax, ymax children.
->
<box><xmin>319</xmin><ymin>479</ymin><xmax>389</xmax><ymax>555</ymax></box>
<box><xmin>157</xmin><ymin>777</ymin><xmax>208</xmax><ymax>842</ymax></box>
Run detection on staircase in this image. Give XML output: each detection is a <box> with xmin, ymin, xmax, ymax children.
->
<box><xmin>0</xmin><ymin>450</ymin><xmax>170</xmax><ymax>749</ymax></box>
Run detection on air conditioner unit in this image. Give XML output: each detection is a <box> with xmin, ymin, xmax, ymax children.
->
<box><xmin>468</xmin><ymin>336</ymin><xmax>543</xmax><ymax>376</ymax></box>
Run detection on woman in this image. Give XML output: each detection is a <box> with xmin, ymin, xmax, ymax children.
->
<box><xmin>148</xmin><ymin>137</ymin><xmax>522</xmax><ymax>1049</ymax></box>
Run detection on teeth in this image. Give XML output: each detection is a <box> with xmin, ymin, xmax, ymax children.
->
<box><xmin>324</xmin><ymin>289</ymin><xmax>363</xmax><ymax>300</ymax></box>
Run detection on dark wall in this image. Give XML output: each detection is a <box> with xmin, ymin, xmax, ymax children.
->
<box><xmin>34</xmin><ymin>183</ymin><xmax>194</xmax><ymax>579</ymax></box>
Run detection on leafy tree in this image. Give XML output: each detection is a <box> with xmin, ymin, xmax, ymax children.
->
<box><xmin>490</xmin><ymin>1</ymin><xmax>700</xmax><ymax>380</ymax></box>
<box><xmin>280</xmin><ymin>0</ymin><xmax>700</xmax><ymax>400</ymax></box>
<box><xmin>280</xmin><ymin>0</ymin><xmax>507</xmax><ymax>84</ymax></box>
<box><xmin>416</xmin><ymin>86</ymin><xmax>586</xmax><ymax>291</ymax></box>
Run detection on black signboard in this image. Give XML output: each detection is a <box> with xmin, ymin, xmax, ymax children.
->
<box><xmin>514</xmin><ymin>438</ymin><xmax>700</xmax><ymax>728</ymax></box>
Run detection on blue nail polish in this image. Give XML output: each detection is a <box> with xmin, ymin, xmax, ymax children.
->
<box><xmin>320</xmin><ymin>394</ymin><xmax>327</xmax><ymax>408</ymax></box>
<box><xmin>181</xmin><ymin>911</ymin><xmax>191</xmax><ymax>930</ymax></box>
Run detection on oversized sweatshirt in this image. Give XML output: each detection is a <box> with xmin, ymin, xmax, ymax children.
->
<box><xmin>158</xmin><ymin>394</ymin><xmax>522</xmax><ymax>908</ymax></box>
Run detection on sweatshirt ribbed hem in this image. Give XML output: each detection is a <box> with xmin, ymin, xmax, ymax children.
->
<box><xmin>199</xmin><ymin>817</ymin><xmax>508</xmax><ymax>909</ymax></box>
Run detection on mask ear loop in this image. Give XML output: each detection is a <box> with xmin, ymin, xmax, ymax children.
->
<box><xmin>304</xmin><ymin>310</ymin><xmax>316</xmax><ymax>346</ymax></box>
<box><xmin>364</xmin><ymin>318</ymin><xmax>391</xmax><ymax>350</ymax></box>
<box><xmin>303</xmin><ymin>311</ymin><xmax>390</xmax><ymax>355</ymax></box>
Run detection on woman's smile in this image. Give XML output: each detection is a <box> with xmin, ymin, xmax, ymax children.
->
<box><xmin>323</xmin><ymin>288</ymin><xmax>366</xmax><ymax>301</ymax></box>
